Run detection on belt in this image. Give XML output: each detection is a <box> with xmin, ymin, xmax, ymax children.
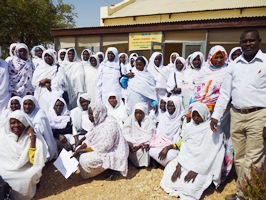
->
<box><xmin>232</xmin><ymin>106</ymin><xmax>265</xmax><ymax>114</ymax></box>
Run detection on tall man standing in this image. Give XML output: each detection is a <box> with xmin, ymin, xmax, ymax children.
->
<box><xmin>211</xmin><ymin>29</ymin><xmax>266</xmax><ymax>200</ymax></box>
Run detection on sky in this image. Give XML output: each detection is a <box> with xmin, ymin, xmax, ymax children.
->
<box><xmin>57</xmin><ymin>0</ymin><xmax>123</xmax><ymax>27</ymax></box>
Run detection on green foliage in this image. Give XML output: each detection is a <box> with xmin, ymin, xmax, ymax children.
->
<box><xmin>0</xmin><ymin>0</ymin><xmax>76</xmax><ymax>57</ymax></box>
<box><xmin>240</xmin><ymin>158</ymin><xmax>266</xmax><ymax>200</ymax></box>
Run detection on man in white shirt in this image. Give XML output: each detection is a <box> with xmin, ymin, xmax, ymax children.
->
<box><xmin>211</xmin><ymin>29</ymin><xmax>266</xmax><ymax>200</ymax></box>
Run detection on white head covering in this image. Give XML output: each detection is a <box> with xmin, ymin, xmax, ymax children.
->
<box><xmin>14</xmin><ymin>43</ymin><xmax>30</xmax><ymax>59</ymax></box>
<box><xmin>7</xmin><ymin>96</ymin><xmax>22</xmax><ymax>111</ymax></box>
<box><xmin>228</xmin><ymin>47</ymin><xmax>242</xmax><ymax>62</ymax></box>
<box><xmin>31</xmin><ymin>45</ymin><xmax>46</xmax><ymax>59</ymax></box>
<box><xmin>103</xmin><ymin>47</ymin><xmax>119</xmax><ymax>64</ymax></box>
<box><xmin>89</xmin><ymin>102</ymin><xmax>107</xmax><ymax>126</ymax></box>
<box><xmin>64</xmin><ymin>48</ymin><xmax>78</xmax><ymax>62</ymax></box>
<box><xmin>58</xmin><ymin>49</ymin><xmax>67</xmax><ymax>64</ymax></box>
<box><xmin>173</xmin><ymin>57</ymin><xmax>186</xmax><ymax>72</ymax></box>
<box><xmin>134</xmin><ymin>102</ymin><xmax>148</xmax><ymax>115</ymax></box>
<box><xmin>42</xmin><ymin>49</ymin><xmax>57</xmax><ymax>65</ymax></box>
<box><xmin>89</xmin><ymin>54</ymin><xmax>99</xmax><ymax>68</ymax></box>
<box><xmin>81</xmin><ymin>49</ymin><xmax>93</xmax><ymax>63</ymax></box>
<box><xmin>190</xmin><ymin>51</ymin><xmax>205</xmax><ymax>69</ymax></box>
<box><xmin>191</xmin><ymin>102</ymin><xmax>210</xmax><ymax>122</ymax></box>
<box><xmin>119</xmin><ymin>53</ymin><xmax>129</xmax><ymax>65</ymax></box>
<box><xmin>48</xmin><ymin>97</ymin><xmax>70</xmax><ymax>129</ymax></box>
<box><xmin>169</xmin><ymin>52</ymin><xmax>180</xmax><ymax>64</ymax></box>
<box><xmin>9</xmin><ymin>43</ymin><xmax>18</xmax><ymax>56</ymax></box>
<box><xmin>96</xmin><ymin>52</ymin><xmax>104</xmax><ymax>63</ymax></box>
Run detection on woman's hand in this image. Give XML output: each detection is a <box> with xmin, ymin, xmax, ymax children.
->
<box><xmin>25</xmin><ymin>126</ymin><xmax>34</xmax><ymax>135</ymax></box>
<box><xmin>158</xmin><ymin>146</ymin><xmax>171</xmax><ymax>160</ymax></box>
<box><xmin>172</xmin><ymin>87</ymin><xmax>181</xmax><ymax>94</ymax></box>
<box><xmin>171</xmin><ymin>163</ymin><xmax>181</xmax><ymax>182</ymax></box>
<box><xmin>184</xmin><ymin>171</ymin><xmax>198</xmax><ymax>183</ymax></box>
<box><xmin>141</xmin><ymin>144</ymin><xmax>150</xmax><ymax>152</ymax></box>
<box><xmin>132</xmin><ymin>145</ymin><xmax>141</xmax><ymax>152</ymax></box>
<box><xmin>58</xmin><ymin>134</ymin><xmax>67</xmax><ymax>143</ymax></box>
<box><xmin>126</xmin><ymin>72</ymin><xmax>134</xmax><ymax>78</ymax></box>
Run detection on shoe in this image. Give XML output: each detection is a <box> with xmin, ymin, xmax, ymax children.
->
<box><xmin>225</xmin><ymin>194</ymin><xmax>237</xmax><ymax>200</ymax></box>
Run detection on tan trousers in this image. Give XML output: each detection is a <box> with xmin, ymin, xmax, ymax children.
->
<box><xmin>230</xmin><ymin>108</ymin><xmax>266</xmax><ymax>193</ymax></box>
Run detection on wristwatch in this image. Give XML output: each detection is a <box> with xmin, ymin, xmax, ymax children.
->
<box><xmin>29</xmin><ymin>132</ymin><xmax>37</xmax><ymax>137</ymax></box>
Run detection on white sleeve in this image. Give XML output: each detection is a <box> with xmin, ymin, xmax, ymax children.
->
<box><xmin>211</xmin><ymin>67</ymin><xmax>233</xmax><ymax>121</ymax></box>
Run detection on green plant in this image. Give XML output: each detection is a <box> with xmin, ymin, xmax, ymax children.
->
<box><xmin>240</xmin><ymin>158</ymin><xmax>266</xmax><ymax>200</ymax></box>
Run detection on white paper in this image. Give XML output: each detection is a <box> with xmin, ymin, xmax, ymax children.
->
<box><xmin>53</xmin><ymin>148</ymin><xmax>79</xmax><ymax>179</ymax></box>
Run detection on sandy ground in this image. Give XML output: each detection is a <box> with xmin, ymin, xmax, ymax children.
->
<box><xmin>34</xmin><ymin>162</ymin><xmax>237</xmax><ymax>200</ymax></box>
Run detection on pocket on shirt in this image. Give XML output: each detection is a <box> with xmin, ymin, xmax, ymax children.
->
<box><xmin>250</xmin><ymin>74</ymin><xmax>266</xmax><ymax>89</ymax></box>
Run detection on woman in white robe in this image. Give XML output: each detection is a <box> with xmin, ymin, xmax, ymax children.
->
<box><xmin>8</xmin><ymin>43</ymin><xmax>35</xmax><ymax>97</ymax></box>
<box><xmin>105</xmin><ymin>92</ymin><xmax>128</xmax><ymax>129</ymax></box>
<box><xmin>96</xmin><ymin>52</ymin><xmax>104</xmax><ymax>64</ymax></box>
<box><xmin>70</xmin><ymin>93</ymin><xmax>92</xmax><ymax>147</ymax></box>
<box><xmin>122</xmin><ymin>102</ymin><xmax>156</xmax><ymax>167</ymax></box>
<box><xmin>31</xmin><ymin>45</ymin><xmax>46</xmax><ymax>69</ymax></box>
<box><xmin>32</xmin><ymin>49</ymin><xmax>67</xmax><ymax>114</ymax></box>
<box><xmin>149</xmin><ymin>96</ymin><xmax>185</xmax><ymax>167</ymax></box>
<box><xmin>57</xmin><ymin>49</ymin><xmax>67</xmax><ymax>65</ymax></box>
<box><xmin>62</xmin><ymin>48</ymin><xmax>85</xmax><ymax>109</ymax></box>
<box><xmin>73</xmin><ymin>102</ymin><xmax>129</xmax><ymax>179</ymax></box>
<box><xmin>167</xmin><ymin>57</ymin><xmax>186</xmax><ymax>97</ymax></box>
<box><xmin>0</xmin><ymin>58</ymin><xmax>10</xmax><ymax>115</ymax></box>
<box><xmin>0</xmin><ymin>110</ymin><xmax>47</xmax><ymax>200</ymax></box>
<box><xmin>96</xmin><ymin>47</ymin><xmax>122</xmax><ymax>103</ymax></box>
<box><xmin>228</xmin><ymin>47</ymin><xmax>242</xmax><ymax>62</ymax></box>
<box><xmin>0</xmin><ymin>96</ymin><xmax>21</xmax><ymax>127</ymax></box>
<box><xmin>22</xmin><ymin>95</ymin><xmax>58</xmax><ymax>161</ymax></box>
<box><xmin>5</xmin><ymin>43</ymin><xmax>18</xmax><ymax>63</ymax></box>
<box><xmin>81</xmin><ymin>49</ymin><xmax>92</xmax><ymax>66</ymax></box>
<box><xmin>166</xmin><ymin>52</ymin><xmax>180</xmax><ymax>73</ymax></box>
<box><xmin>84</xmin><ymin>55</ymin><xmax>99</xmax><ymax>102</ymax></box>
<box><xmin>148</xmin><ymin>52</ymin><xmax>169</xmax><ymax>98</ymax></box>
<box><xmin>160</xmin><ymin>103</ymin><xmax>225</xmax><ymax>200</ymax></box>
<box><xmin>121</xmin><ymin>56</ymin><xmax>158</xmax><ymax>115</ymax></box>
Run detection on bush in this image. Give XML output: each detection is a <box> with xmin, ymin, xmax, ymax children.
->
<box><xmin>239</xmin><ymin>158</ymin><xmax>266</xmax><ymax>200</ymax></box>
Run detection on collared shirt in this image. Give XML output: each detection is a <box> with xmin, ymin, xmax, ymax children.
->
<box><xmin>212</xmin><ymin>50</ymin><xmax>266</xmax><ymax>120</ymax></box>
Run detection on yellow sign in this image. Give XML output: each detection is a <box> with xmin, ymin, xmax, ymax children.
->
<box><xmin>129</xmin><ymin>32</ymin><xmax>162</xmax><ymax>51</ymax></box>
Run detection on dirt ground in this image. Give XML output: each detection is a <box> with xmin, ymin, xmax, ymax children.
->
<box><xmin>34</xmin><ymin>161</ymin><xmax>237</xmax><ymax>200</ymax></box>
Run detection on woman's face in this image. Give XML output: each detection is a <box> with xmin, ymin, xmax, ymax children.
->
<box><xmin>192</xmin><ymin>55</ymin><xmax>201</xmax><ymax>69</ymax></box>
<box><xmin>167</xmin><ymin>101</ymin><xmax>176</xmax><ymax>115</ymax></box>
<box><xmin>88</xmin><ymin>107</ymin><xmax>94</xmax><ymax>123</ymax></box>
<box><xmin>98</xmin><ymin>54</ymin><xmax>103</xmax><ymax>63</ymax></box>
<box><xmin>90</xmin><ymin>57</ymin><xmax>97</xmax><ymax>67</ymax></box>
<box><xmin>23</xmin><ymin>99</ymin><xmax>35</xmax><ymax>114</ymax></box>
<box><xmin>231</xmin><ymin>49</ymin><xmax>242</xmax><ymax>61</ymax></box>
<box><xmin>134</xmin><ymin>109</ymin><xmax>145</xmax><ymax>122</ymax></box>
<box><xmin>119</xmin><ymin>54</ymin><xmax>126</xmax><ymax>64</ymax></box>
<box><xmin>10</xmin><ymin>118</ymin><xmax>25</xmax><ymax>137</ymax></box>
<box><xmin>107</xmin><ymin>51</ymin><xmax>115</xmax><ymax>62</ymax></box>
<box><xmin>18</xmin><ymin>48</ymin><xmax>28</xmax><ymax>60</ymax></box>
<box><xmin>154</xmin><ymin>55</ymin><xmax>162</xmax><ymax>67</ymax></box>
<box><xmin>44</xmin><ymin>53</ymin><xmax>54</xmax><ymax>65</ymax></box>
<box><xmin>83</xmin><ymin>50</ymin><xmax>90</xmax><ymax>61</ymax></box>
<box><xmin>171</xmin><ymin>54</ymin><xmax>176</xmax><ymax>64</ymax></box>
<box><xmin>35</xmin><ymin>48</ymin><xmax>43</xmax><ymax>58</ymax></box>
<box><xmin>79</xmin><ymin>97</ymin><xmax>90</xmax><ymax>111</ymax></box>
<box><xmin>175</xmin><ymin>60</ymin><xmax>184</xmax><ymax>71</ymax></box>
<box><xmin>108</xmin><ymin>96</ymin><xmax>118</xmax><ymax>108</ymax></box>
<box><xmin>54</xmin><ymin>100</ymin><xmax>64</xmax><ymax>116</ymax></box>
<box><xmin>192</xmin><ymin>111</ymin><xmax>204</xmax><ymax>125</ymax></box>
<box><xmin>212</xmin><ymin>52</ymin><xmax>225</xmax><ymax>68</ymax></box>
<box><xmin>10</xmin><ymin>99</ymin><xmax>21</xmax><ymax>111</ymax></box>
<box><xmin>68</xmin><ymin>50</ymin><xmax>75</xmax><ymax>62</ymax></box>
<box><xmin>60</xmin><ymin>52</ymin><xmax>66</xmax><ymax>61</ymax></box>
<box><xmin>136</xmin><ymin>60</ymin><xmax>145</xmax><ymax>71</ymax></box>
<box><xmin>159</xmin><ymin>99</ymin><xmax>166</xmax><ymax>112</ymax></box>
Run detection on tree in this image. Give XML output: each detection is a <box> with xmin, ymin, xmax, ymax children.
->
<box><xmin>0</xmin><ymin>0</ymin><xmax>76</xmax><ymax>57</ymax></box>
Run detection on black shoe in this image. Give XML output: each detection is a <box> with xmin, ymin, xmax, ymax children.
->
<box><xmin>225</xmin><ymin>194</ymin><xmax>237</xmax><ymax>200</ymax></box>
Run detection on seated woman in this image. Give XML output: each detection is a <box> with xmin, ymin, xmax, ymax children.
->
<box><xmin>148</xmin><ymin>96</ymin><xmax>167</xmax><ymax>125</ymax></box>
<box><xmin>149</xmin><ymin>96</ymin><xmax>185</xmax><ymax>167</ymax></box>
<box><xmin>72</xmin><ymin>102</ymin><xmax>129</xmax><ymax>179</ymax></box>
<box><xmin>70</xmin><ymin>93</ymin><xmax>92</xmax><ymax>147</ymax></box>
<box><xmin>22</xmin><ymin>95</ymin><xmax>58</xmax><ymax>161</ymax></box>
<box><xmin>0</xmin><ymin>96</ymin><xmax>22</xmax><ymax>127</ymax></box>
<box><xmin>0</xmin><ymin>110</ymin><xmax>47</xmax><ymax>200</ymax></box>
<box><xmin>121</xmin><ymin>56</ymin><xmax>158</xmax><ymax>115</ymax></box>
<box><xmin>48</xmin><ymin>98</ymin><xmax>73</xmax><ymax>152</ymax></box>
<box><xmin>122</xmin><ymin>102</ymin><xmax>156</xmax><ymax>167</ymax></box>
<box><xmin>167</xmin><ymin>57</ymin><xmax>186</xmax><ymax>96</ymax></box>
<box><xmin>160</xmin><ymin>103</ymin><xmax>225</xmax><ymax>200</ymax></box>
<box><xmin>105</xmin><ymin>92</ymin><xmax>128</xmax><ymax>129</ymax></box>
<box><xmin>32</xmin><ymin>49</ymin><xmax>67</xmax><ymax>114</ymax></box>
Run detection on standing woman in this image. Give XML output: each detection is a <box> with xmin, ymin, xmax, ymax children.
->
<box><xmin>8</xmin><ymin>43</ymin><xmax>35</xmax><ymax>98</ymax></box>
<box><xmin>81</xmin><ymin>49</ymin><xmax>92</xmax><ymax>66</ymax></box>
<box><xmin>73</xmin><ymin>102</ymin><xmax>129</xmax><ymax>179</ymax></box>
<box><xmin>62</xmin><ymin>48</ymin><xmax>85</xmax><ymax>109</ymax></box>
<box><xmin>22</xmin><ymin>95</ymin><xmax>58</xmax><ymax>161</ymax></box>
<box><xmin>0</xmin><ymin>110</ymin><xmax>47</xmax><ymax>200</ymax></box>
<box><xmin>5</xmin><ymin>43</ymin><xmax>18</xmax><ymax>63</ymax></box>
<box><xmin>0</xmin><ymin>57</ymin><xmax>10</xmax><ymax>115</ymax></box>
<box><xmin>96</xmin><ymin>52</ymin><xmax>104</xmax><ymax>64</ymax></box>
<box><xmin>166</xmin><ymin>52</ymin><xmax>180</xmax><ymax>73</ymax></box>
<box><xmin>96</xmin><ymin>47</ymin><xmax>122</xmax><ymax>103</ymax></box>
<box><xmin>31</xmin><ymin>45</ymin><xmax>46</xmax><ymax>69</ymax></box>
<box><xmin>57</xmin><ymin>49</ymin><xmax>67</xmax><ymax>65</ymax></box>
<box><xmin>84</xmin><ymin>55</ymin><xmax>99</xmax><ymax>102</ymax></box>
<box><xmin>121</xmin><ymin>56</ymin><xmax>158</xmax><ymax>115</ymax></box>
<box><xmin>148</xmin><ymin>52</ymin><xmax>169</xmax><ymax>98</ymax></box>
<box><xmin>32</xmin><ymin>49</ymin><xmax>67</xmax><ymax>113</ymax></box>
<box><xmin>228</xmin><ymin>47</ymin><xmax>242</xmax><ymax>63</ymax></box>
